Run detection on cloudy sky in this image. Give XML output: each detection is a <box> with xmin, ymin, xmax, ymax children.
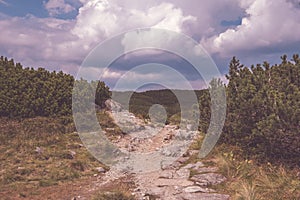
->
<box><xmin>0</xmin><ymin>0</ymin><xmax>299</xmax><ymax>89</ymax></box>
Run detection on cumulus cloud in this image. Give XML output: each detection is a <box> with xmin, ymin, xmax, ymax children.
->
<box><xmin>0</xmin><ymin>0</ymin><xmax>201</xmax><ymax>76</ymax></box>
<box><xmin>202</xmin><ymin>0</ymin><xmax>300</xmax><ymax>56</ymax></box>
<box><xmin>71</xmin><ymin>0</ymin><xmax>196</xmax><ymax>46</ymax></box>
<box><xmin>120</xmin><ymin>28</ymin><xmax>205</xmax><ymax>61</ymax></box>
<box><xmin>44</xmin><ymin>0</ymin><xmax>75</xmax><ymax>16</ymax></box>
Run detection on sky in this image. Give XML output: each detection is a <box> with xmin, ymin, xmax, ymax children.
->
<box><xmin>0</xmin><ymin>0</ymin><xmax>300</xmax><ymax>90</ymax></box>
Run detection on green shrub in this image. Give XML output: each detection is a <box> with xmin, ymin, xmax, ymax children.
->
<box><xmin>0</xmin><ymin>56</ymin><xmax>111</xmax><ymax>118</ymax></box>
<box><xmin>199</xmin><ymin>55</ymin><xmax>300</xmax><ymax>168</ymax></box>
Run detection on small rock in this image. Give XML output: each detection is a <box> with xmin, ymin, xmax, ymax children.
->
<box><xmin>17</xmin><ymin>167</ymin><xmax>25</xmax><ymax>170</ymax></box>
<box><xmin>95</xmin><ymin>167</ymin><xmax>106</xmax><ymax>173</ymax></box>
<box><xmin>169</xmin><ymin>161</ymin><xmax>181</xmax><ymax>169</ymax></box>
<box><xmin>105</xmin><ymin>128</ymin><xmax>115</xmax><ymax>131</ymax></box>
<box><xmin>177</xmin><ymin>157</ymin><xmax>189</xmax><ymax>164</ymax></box>
<box><xmin>127</xmin><ymin>144</ymin><xmax>136</xmax><ymax>152</ymax></box>
<box><xmin>160</xmin><ymin>145</ymin><xmax>183</xmax><ymax>157</ymax></box>
<box><xmin>35</xmin><ymin>147</ymin><xmax>43</xmax><ymax>154</ymax></box>
<box><xmin>163</xmin><ymin>134</ymin><xmax>174</xmax><ymax>141</ymax></box>
<box><xmin>186</xmin><ymin>124</ymin><xmax>194</xmax><ymax>131</ymax></box>
<box><xmin>69</xmin><ymin>150</ymin><xmax>76</xmax><ymax>158</ymax></box>
<box><xmin>160</xmin><ymin>149</ymin><xmax>172</xmax><ymax>157</ymax></box>
<box><xmin>159</xmin><ymin>170</ymin><xmax>173</xmax><ymax>179</ymax></box>
<box><xmin>188</xmin><ymin>150</ymin><xmax>199</xmax><ymax>155</ymax></box>
<box><xmin>182</xmin><ymin>161</ymin><xmax>204</xmax><ymax>169</ymax></box>
<box><xmin>182</xmin><ymin>151</ymin><xmax>190</xmax><ymax>157</ymax></box>
<box><xmin>175</xmin><ymin>168</ymin><xmax>190</xmax><ymax>179</ymax></box>
<box><xmin>195</xmin><ymin>182</ymin><xmax>208</xmax><ymax>187</ymax></box>
<box><xmin>142</xmin><ymin>196</ymin><xmax>150</xmax><ymax>200</ymax></box>
<box><xmin>183</xmin><ymin>186</ymin><xmax>204</xmax><ymax>193</ymax></box>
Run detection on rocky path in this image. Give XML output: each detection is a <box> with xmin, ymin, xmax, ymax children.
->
<box><xmin>96</xmin><ymin>100</ymin><xmax>230</xmax><ymax>200</ymax></box>
<box><xmin>97</xmin><ymin>150</ymin><xmax>229</xmax><ymax>200</ymax></box>
<box><xmin>132</xmin><ymin>151</ymin><xmax>229</xmax><ymax>200</ymax></box>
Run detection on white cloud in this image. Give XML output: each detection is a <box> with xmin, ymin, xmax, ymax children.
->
<box><xmin>71</xmin><ymin>0</ymin><xmax>197</xmax><ymax>45</ymax></box>
<box><xmin>44</xmin><ymin>0</ymin><xmax>75</xmax><ymax>16</ymax></box>
<box><xmin>71</xmin><ymin>0</ymin><xmax>119</xmax><ymax>40</ymax></box>
<box><xmin>0</xmin><ymin>15</ymin><xmax>80</xmax><ymax>72</ymax></box>
<box><xmin>0</xmin><ymin>0</ymin><xmax>200</xmax><ymax>76</ymax></box>
<box><xmin>150</xmin><ymin>3</ymin><xmax>196</xmax><ymax>32</ymax></box>
<box><xmin>202</xmin><ymin>0</ymin><xmax>300</xmax><ymax>56</ymax></box>
<box><xmin>120</xmin><ymin>28</ymin><xmax>204</xmax><ymax>61</ymax></box>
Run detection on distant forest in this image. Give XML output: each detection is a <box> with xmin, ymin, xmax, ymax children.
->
<box><xmin>0</xmin><ymin>54</ymin><xmax>299</xmax><ymax>167</ymax></box>
<box><xmin>0</xmin><ymin>56</ymin><xmax>110</xmax><ymax>118</ymax></box>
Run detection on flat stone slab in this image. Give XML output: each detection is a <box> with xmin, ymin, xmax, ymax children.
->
<box><xmin>146</xmin><ymin>186</ymin><xmax>183</xmax><ymax>199</ymax></box>
<box><xmin>181</xmin><ymin>193</ymin><xmax>230</xmax><ymax>200</ymax></box>
<box><xmin>155</xmin><ymin>178</ymin><xmax>194</xmax><ymax>187</ymax></box>
<box><xmin>177</xmin><ymin>156</ymin><xmax>190</xmax><ymax>164</ymax></box>
<box><xmin>191</xmin><ymin>173</ymin><xmax>227</xmax><ymax>186</ymax></box>
<box><xmin>183</xmin><ymin>186</ymin><xmax>216</xmax><ymax>193</ymax></box>
<box><xmin>193</xmin><ymin>167</ymin><xmax>218</xmax><ymax>174</ymax></box>
<box><xmin>182</xmin><ymin>161</ymin><xmax>204</xmax><ymax>169</ymax></box>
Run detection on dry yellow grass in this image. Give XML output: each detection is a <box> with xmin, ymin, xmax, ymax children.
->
<box><xmin>0</xmin><ymin>117</ymin><xmax>107</xmax><ymax>198</ymax></box>
<box><xmin>208</xmin><ymin>144</ymin><xmax>300</xmax><ymax>200</ymax></box>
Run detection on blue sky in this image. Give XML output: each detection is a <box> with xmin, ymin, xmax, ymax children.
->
<box><xmin>0</xmin><ymin>0</ymin><xmax>48</xmax><ymax>18</ymax></box>
<box><xmin>0</xmin><ymin>0</ymin><xmax>299</xmax><ymax>90</ymax></box>
<box><xmin>0</xmin><ymin>0</ymin><xmax>81</xmax><ymax>19</ymax></box>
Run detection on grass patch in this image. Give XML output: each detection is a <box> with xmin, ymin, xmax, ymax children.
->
<box><xmin>0</xmin><ymin>117</ymin><xmax>106</xmax><ymax>197</ymax></box>
<box><xmin>38</xmin><ymin>179</ymin><xmax>58</xmax><ymax>187</ymax></box>
<box><xmin>203</xmin><ymin>143</ymin><xmax>300</xmax><ymax>200</ymax></box>
<box><xmin>92</xmin><ymin>191</ymin><xmax>134</xmax><ymax>200</ymax></box>
<box><xmin>93</xmin><ymin>176</ymin><xmax>136</xmax><ymax>200</ymax></box>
